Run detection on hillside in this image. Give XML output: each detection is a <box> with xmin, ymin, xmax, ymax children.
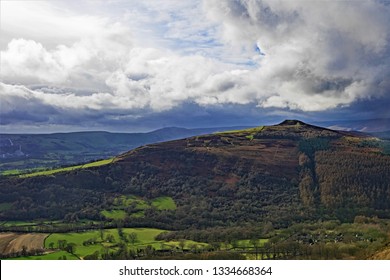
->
<box><xmin>0</xmin><ymin>126</ymin><xmax>249</xmax><ymax>175</ymax></box>
<box><xmin>370</xmin><ymin>246</ymin><xmax>390</xmax><ymax>260</ymax></box>
<box><xmin>1</xmin><ymin>120</ymin><xmax>389</xmax><ymax>227</ymax></box>
<box><xmin>1</xmin><ymin>120</ymin><xmax>390</xmax><ymax>260</ymax></box>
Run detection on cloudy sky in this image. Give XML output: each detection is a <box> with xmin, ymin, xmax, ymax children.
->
<box><xmin>1</xmin><ymin>0</ymin><xmax>390</xmax><ymax>133</ymax></box>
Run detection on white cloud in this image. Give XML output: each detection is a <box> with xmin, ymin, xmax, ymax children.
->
<box><xmin>0</xmin><ymin>82</ymin><xmax>106</xmax><ymax>112</ymax></box>
<box><xmin>1</xmin><ymin>0</ymin><xmax>390</xmax><ymax>132</ymax></box>
<box><xmin>1</xmin><ymin>39</ymin><xmax>67</xmax><ymax>84</ymax></box>
<box><xmin>105</xmin><ymin>47</ymin><xmax>242</xmax><ymax>111</ymax></box>
<box><xmin>0</xmin><ymin>1</ymin><xmax>119</xmax><ymax>48</ymax></box>
<box><xmin>1</xmin><ymin>23</ymin><xmax>132</xmax><ymax>90</ymax></box>
<box><xmin>204</xmin><ymin>0</ymin><xmax>390</xmax><ymax>111</ymax></box>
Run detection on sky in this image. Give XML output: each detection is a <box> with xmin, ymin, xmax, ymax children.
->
<box><xmin>1</xmin><ymin>0</ymin><xmax>390</xmax><ymax>133</ymax></box>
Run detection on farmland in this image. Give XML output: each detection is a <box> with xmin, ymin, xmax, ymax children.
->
<box><xmin>1</xmin><ymin>215</ymin><xmax>390</xmax><ymax>260</ymax></box>
<box><xmin>0</xmin><ymin>227</ymin><xmax>212</xmax><ymax>260</ymax></box>
<box><xmin>0</xmin><ymin>233</ymin><xmax>48</xmax><ymax>257</ymax></box>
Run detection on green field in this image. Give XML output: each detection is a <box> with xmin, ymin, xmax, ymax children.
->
<box><xmin>151</xmin><ymin>196</ymin><xmax>177</xmax><ymax>210</ymax></box>
<box><xmin>19</xmin><ymin>158</ymin><xmax>115</xmax><ymax>178</ymax></box>
<box><xmin>114</xmin><ymin>195</ymin><xmax>149</xmax><ymax>210</ymax></box>
<box><xmin>101</xmin><ymin>210</ymin><xmax>127</xmax><ymax>220</ymax></box>
<box><xmin>237</xmin><ymin>239</ymin><xmax>269</xmax><ymax>247</ymax></box>
<box><xmin>1</xmin><ymin>221</ymin><xmax>38</xmax><ymax>226</ymax></box>
<box><xmin>42</xmin><ymin>228</ymin><xmax>207</xmax><ymax>259</ymax></box>
<box><xmin>130</xmin><ymin>212</ymin><xmax>145</xmax><ymax>218</ymax></box>
<box><xmin>2</xmin><ymin>220</ymin><xmax>64</xmax><ymax>226</ymax></box>
<box><xmin>1</xmin><ymin>170</ymin><xmax>24</xmax><ymax>176</ymax></box>
<box><xmin>101</xmin><ymin>196</ymin><xmax>177</xmax><ymax>221</ymax></box>
<box><xmin>5</xmin><ymin>226</ymin><xmax>215</xmax><ymax>260</ymax></box>
<box><xmin>216</xmin><ymin>126</ymin><xmax>264</xmax><ymax>135</ymax></box>
<box><xmin>0</xmin><ymin>160</ymin><xmax>57</xmax><ymax>176</ymax></box>
<box><xmin>45</xmin><ymin>228</ymin><xmax>167</xmax><ymax>246</ymax></box>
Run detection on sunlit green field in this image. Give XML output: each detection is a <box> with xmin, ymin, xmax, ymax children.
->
<box><xmin>40</xmin><ymin>228</ymin><xmax>207</xmax><ymax>259</ymax></box>
<box><xmin>237</xmin><ymin>239</ymin><xmax>269</xmax><ymax>247</ymax></box>
<box><xmin>19</xmin><ymin>158</ymin><xmax>114</xmax><ymax>178</ymax></box>
<box><xmin>100</xmin><ymin>210</ymin><xmax>127</xmax><ymax>220</ymax></box>
<box><xmin>151</xmin><ymin>196</ymin><xmax>177</xmax><ymax>210</ymax></box>
<box><xmin>101</xmin><ymin>195</ymin><xmax>177</xmax><ymax>220</ymax></box>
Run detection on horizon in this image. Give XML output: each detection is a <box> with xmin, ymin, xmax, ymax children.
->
<box><xmin>1</xmin><ymin>117</ymin><xmax>390</xmax><ymax>135</ymax></box>
<box><xmin>0</xmin><ymin>123</ymin><xmax>254</xmax><ymax>135</ymax></box>
<box><xmin>1</xmin><ymin>0</ymin><xmax>390</xmax><ymax>133</ymax></box>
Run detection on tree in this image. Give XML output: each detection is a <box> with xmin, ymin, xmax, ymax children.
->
<box><xmin>100</xmin><ymin>228</ymin><xmax>105</xmax><ymax>242</ymax></box>
<box><xmin>66</xmin><ymin>242</ymin><xmax>77</xmax><ymax>254</ymax></box>
<box><xmin>84</xmin><ymin>251</ymin><xmax>100</xmax><ymax>260</ymax></box>
<box><xmin>106</xmin><ymin>234</ymin><xmax>115</xmax><ymax>243</ymax></box>
<box><xmin>250</xmin><ymin>238</ymin><xmax>260</xmax><ymax>260</ymax></box>
<box><xmin>230</xmin><ymin>239</ymin><xmax>239</xmax><ymax>250</ymax></box>
<box><xmin>58</xmin><ymin>240</ymin><xmax>67</xmax><ymax>250</ymax></box>
<box><xmin>21</xmin><ymin>245</ymin><xmax>28</xmax><ymax>256</ymax></box>
<box><xmin>145</xmin><ymin>245</ymin><xmax>155</xmax><ymax>257</ymax></box>
<box><xmin>179</xmin><ymin>239</ymin><xmax>186</xmax><ymax>251</ymax></box>
<box><xmin>128</xmin><ymin>232</ymin><xmax>138</xmax><ymax>246</ymax></box>
<box><xmin>263</xmin><ymin>222</ymin><xmax>274</xmax><ymax>235</ymax></box>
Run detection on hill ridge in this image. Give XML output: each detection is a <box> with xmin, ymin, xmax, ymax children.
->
<box><xmin>1</xmin><ymin>120</ymin><xmax>390</xmax><ymax>260</ymax></box>
<box><xmin>0</xmin><ymin>119</ymin><xmax>389</xmax><ymax>230</ymax></box>
<box><xmin>278</xmin><ymin>119</ymin><xmax>308</xmax><ymax>126</ymax></box>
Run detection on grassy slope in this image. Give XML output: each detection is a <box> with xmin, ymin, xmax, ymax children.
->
<box><xmin>101</xmin><ymin>196</ymin><xmax>177</xmax><ymax>220</ymax></box>
<box><xmin>19</xmin><ymin>158</ymin><xmax>114</xmax><ymax>178</ymax></box>
<box><xmin>101</xmin><ymin>210</ymin><xmax>127</xmax><ymax>220</ymax></box>
<box><xmin>216</xmin><ymin>126</ymin><xmax>264</xmax><ymax>136</ymax></box>
<box><xmin>151</xmin><ymin>196</ymin><xmax>177</xmax><ymax>210</ymax></box>
<box><xmin>43</xmin><ymin>228</ymin><xmax>208</xmax><ymax>259</ymax></box>
<box><xmin>1</xmin><ymin>126</ymin><xmax>252</xmax><ymax>175</ymax></box>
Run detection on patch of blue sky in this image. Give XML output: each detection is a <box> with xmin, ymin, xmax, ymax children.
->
<box><xmin>254</xmin><ymin>45</ymin><xmax>266</xmax><ymax>56</ymax></box>
<box><xmin>168</xmin><ymin>37</ymin><xmax>222</xmax><ymax>52</ymax></box>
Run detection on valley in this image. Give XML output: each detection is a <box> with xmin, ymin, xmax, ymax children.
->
<box><xmin>1</xmin><ymin>219</ymin><xmax>388</xmax><ymax>260</ymax></box>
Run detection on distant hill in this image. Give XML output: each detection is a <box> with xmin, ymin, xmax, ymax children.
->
<box><xmin>315</xmin><ymin>118</ymin><xmax>390</xmax><ymax>132</ymax></box>
<box><xmin>1</xmin><ymin>120</ymin><xmax>389</xmax><ymax>227</ymax></box>
<box><xmin>0</xmin><ymin>126</ymin><xmax>249</xmax><ymax>174</ymax></box>
<box><xmin>371</xmin><ymin>131</ymin><xmax>390</xmax><ymax>140</ymax></box>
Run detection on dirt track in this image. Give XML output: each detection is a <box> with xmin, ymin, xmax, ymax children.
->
<box><xmin>0</xmin><ymin>233</ymin><xmax>48</xmax><ymax>254</ymax></box>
